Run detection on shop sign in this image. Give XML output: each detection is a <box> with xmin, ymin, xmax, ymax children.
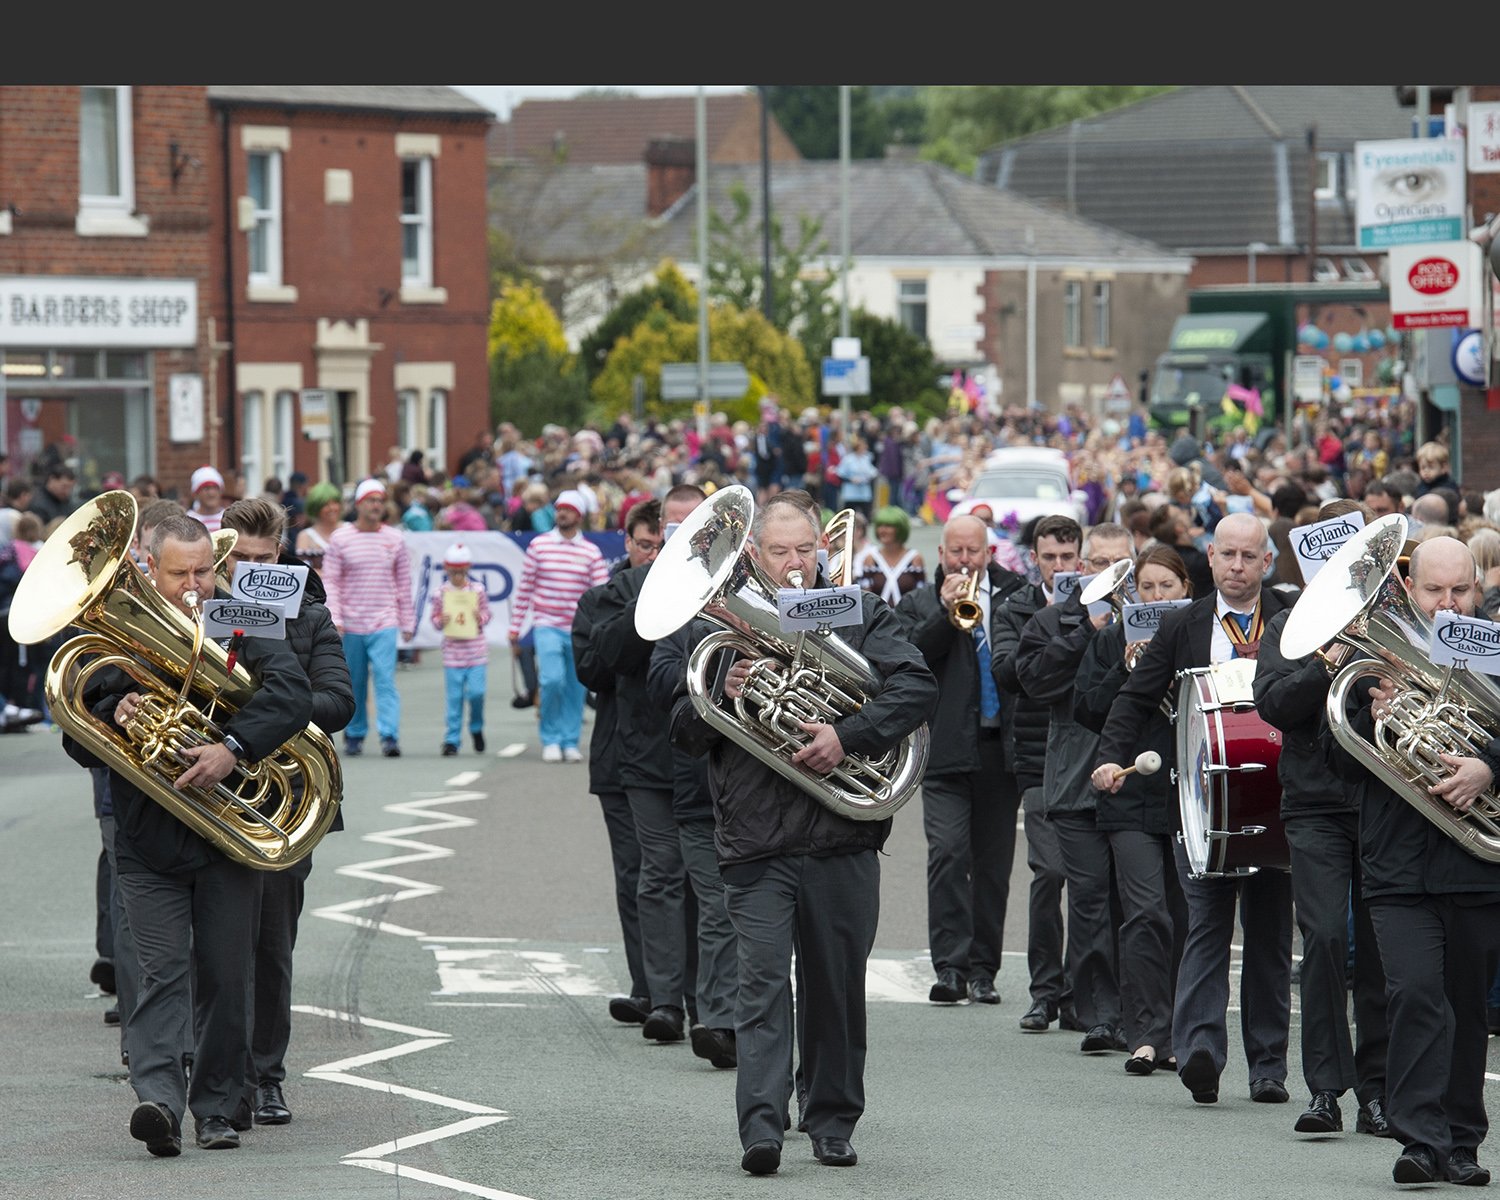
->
<box><xmin>0</xmin><ymin>276</ymin><xmax>197</xmax><ymax>347</ymax></box>
<box><xmin>1354</xmin><ymin>139</ymin><xmax>1466</xmax><ymax>247</ymax></box>
<box><xmin>169</xmin><ymin>374</ymin><xmax>204</xmax><ymax>443</ymax></box>
<box><xmin>1388</xmin><ymin>241</ymin><xmax>1483</xmax><ymax>329</ymax></box>
<box><xmin>1469</xmin><ymin>103</ymin><xmax>1500</xmax><ymax>174</ymax></box>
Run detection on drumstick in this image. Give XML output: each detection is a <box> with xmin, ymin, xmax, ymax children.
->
<box><xmin>1112</xmin><ymin>751</ymin><xmax>1162</xmax><ymax>781</ymax></box>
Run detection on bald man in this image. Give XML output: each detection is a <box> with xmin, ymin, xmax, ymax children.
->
<box><xmin>1097</xmin><ymin>513</ymin><xmax>1295</xmax><ymax>1106</ymax></box>
<box><xmin>896</xmin><ymin>515</ymin><xmax>1028</xmax><ymax>1005</ymax></box>
<box><xmin>1327</xmin><ymin>536</ymin><xmax>1500</xmax><ymax>1185</ymax></box>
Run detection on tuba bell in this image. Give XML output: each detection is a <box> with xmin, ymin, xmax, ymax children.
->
<box><xmin>1281</xmin><ymin>514</ymin><xmax>1500</xmax><ymax>862</ymax></box>
<box><xmin>635</xmin><ymin>486</ymin><xmax>929</xmax><ymax>821</ymax></box>
<box><xmin>8</xmin><ymin>492</ymin><xmax>342</xmax><ymax>870</ymax></box>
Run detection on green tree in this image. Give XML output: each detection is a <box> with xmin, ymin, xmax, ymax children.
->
<box><xmin>805</xmin><ymin>310</ymin><xmax>943</xmax><ymax>415</ymax></box>
<box><xmin>577</xmin><ymin>260</ymin><xmax>697</xmax><ymax>382</ymax></box>
<box><xmin>765</xmin><ymin>86</ymin><xmax>890</xmax><ymax>159</ymax></box>
<box><xmin>707</xmin><ymin>181</ymin><xmax>838</xmax><ymax>365</ymax></box>
<box><xmin>487</xmin><ymin>280</ymin><xmax>587</xmax><ymax>437</ymax></box>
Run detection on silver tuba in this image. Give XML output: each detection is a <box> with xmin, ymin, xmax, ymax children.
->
<box><xmin>635</xmin><ymin>486</ymin><xmax>929</xmax><ymax>821</ymax></box>
<box><xmin>1281</xmin><ymin>514</ymin><xmax>1500</xmax><ymax>862</ymax></box>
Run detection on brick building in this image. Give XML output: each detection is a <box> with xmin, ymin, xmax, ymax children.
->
<box><xmin>0</xmin><ymin>85</ymin><xmax>492</xmax><ymax>502</ymax></box>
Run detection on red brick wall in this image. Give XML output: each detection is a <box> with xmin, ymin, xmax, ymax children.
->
<box><xmin>212</xmin><ymin>105</ymin><xmax>490</xmax><ymax>482</ymax></box>
<box><xmin>0</xmin><ymin>85</ymin><xmax>215</xmax><ymax>491</ymax></box>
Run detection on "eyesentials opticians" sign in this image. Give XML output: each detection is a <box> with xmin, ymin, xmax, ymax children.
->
<box><xmin>0</xmin><ymin>276</ymin><xmax>197</xmax><ymax>347</ymax></box>
<box><xmin>1354</xmin><ymin>138</ymin><xmax>1466</xmax><ymax>248</ymax></box>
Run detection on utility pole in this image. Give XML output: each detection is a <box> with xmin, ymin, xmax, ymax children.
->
<box><xmin>839</xmin><ymin>85</ymin><xmax>851</xmax><ymax>434</ymax></box>
<box><xmin>696</xmin><ymin>87</ymin><xmax>709</xmax><ymax>438</ymax></box>
<box><xmin>1067</xmin><ymin>118</ymin><xmax>1079</xmax><ymax>213</ymax></box>
<box><xmin>1306</xmin><ymin>122</ymin><xmax>1319</xmax><ymax>283</ymax></box>
<box><xmin>760</xmin><ymin>86</ymin><xmax>773</xmax><ymax>323</ymax></box>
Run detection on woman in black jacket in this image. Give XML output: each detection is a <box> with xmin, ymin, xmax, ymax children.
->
<box><xmin>1074</xmin><ymin>544</ymin><xmax>1191</xmax><ymax>1076</ymax></box>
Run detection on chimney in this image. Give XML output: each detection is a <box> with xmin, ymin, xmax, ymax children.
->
<box><xmin>645</xmin><ymin>137</ymin><xmax>696</xmax><ymax>217</ymax></box>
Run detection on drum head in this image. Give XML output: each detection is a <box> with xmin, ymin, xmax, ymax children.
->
<box><xmin>1175</xmin><ymin>670</ymin><xmax>1215</xmax><ymax>876</ymax></box>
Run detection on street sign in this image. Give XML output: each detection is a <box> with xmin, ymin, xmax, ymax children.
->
<box><xmin>1453</xmin><ymin>330</ymin><xmax>1486</xmax><ymax>386</ymax></box>
<box><xmin>300</xmin><ymin>388</ymin><xmax>332</xmax><ymax>440</ymax></box>
<box><xmin>1102</xmin><ymin>373</ymin><xmax>1133</xmax><ymax>413</ymax></box>
<box><xmin>1389</xmin><ymin>241</ymin><xmax>1483</xmax><ymax>330</ymax></box>
<box><xmin>1355</xmin><ymin>138</ymin><xmax>1466</xmax><ymax>248</ymax></box>
<box><xmin>660</xmin><ymin>362</ymin><xmax>750</xmax><ymax>400</ymax></box>
<box><xmin>832</xmin><ymin>337</ymin><xmax>862</xmax><ymax>359</ymax></box>
<box><xmin>1293</xmin><ymin>356</ymin><xmax>1325</xmax><ymax>403</ymax></box>
<box><xmin>821</xmin><ymin>357</ymin><xmax>870</xmax><ymax>397</ymax></box>
<box><xmin>1469</xmin><ymin>102</ymin><xmax>1500</xmax><ymax>174</ymax></box>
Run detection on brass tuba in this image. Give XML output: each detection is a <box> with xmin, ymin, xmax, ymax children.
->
<box><xmin>1281</xmin><ymin>514</ymin><xmax>1500</xmax><ymax>862</ymax></box>
<box><xmin>634</xmin><ymin>486</ymin><xmax>929</xmax><ymax>821</ymax></box>
<box><xmin>8</xmin><ymin>492</ymin><xmax>342</xmax><ymax>870</ymax></box>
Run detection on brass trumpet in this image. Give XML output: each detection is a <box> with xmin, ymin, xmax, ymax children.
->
<box><xmin>949</xmin><ymin>567</ymin><xmax>983</xmax><ymax>631</ymax></box>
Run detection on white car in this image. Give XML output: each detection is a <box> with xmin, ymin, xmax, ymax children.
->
<box><xmin>960</xmin><ymin>447</ymin><xmax>1088</xmax><ymax>528</ymax></box>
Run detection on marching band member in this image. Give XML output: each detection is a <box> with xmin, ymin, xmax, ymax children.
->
<box><xmin>673</xmin><ymin>494</ymin><xmax>937</xmax><ymax>1175</ymax></box>
<box><xmin>1253</xmin><ymin>499</ymin><xmax>1390</xmax><ymax>1139</ymax></box>
<box><xmin>1094</xmin><ymin>513</ymin><xmax>1294</xmax><ymax>1106</ymax></box>
<box><xmin>1015</xmin><ymin>522</ymin><xmax>1135</xmax><ymax>1054</ymax></box>
<box><xmin>896</xmin><ymin>514</ymin><xmax>1027</xmax><ymax>1005</ymax></box>
<box><xmin>1327</xmin><ymin>536</ymin><xmax>1500</xmax><ymax>1185</ymax></box>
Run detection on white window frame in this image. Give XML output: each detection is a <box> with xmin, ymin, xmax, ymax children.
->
<box><xmin>79</xmin><ymin>86</ymin><xmax>134</xmax><ymax>215</ymax></box>
<box><xmin>1063</xmin><ymin>279</ymin><xmax>1083</xmax><ymax>348</ymax></box>
<box><xmin>397</xmin><ymin>388</ymin><xmax>421</xmax><ymax>456</ymax></box>
<box><xmin>1092</xmin><ymin>280</ymin><xmax>1111</xmax><ymax>349</ymax></box>
<box><xmin>400</xmin><ymin>157</ymin><xmax>433</xmax><ymax>288</ymax></box>
<box><xmin>272</xmin><ymin>389</ymin><xmax>295</xmax><ymax>484</ymax></box>
<box><xmin>428</xmin><ymin>388</ymin><xmax>448</xmax><ymax>474</ymax></box>
<box><xmin>247</xmin><ymin>151</ymin><xmax>284</xmax><ymax>288</ymax></box>
<box><xmin>897</xmin><ymin>278</ymin><xmax>928</xmax><ymax>342</ymax></box>
<box><xmin>242</xmin><ymin>390</ymin><xmax>265</xmax><ymax>494</ymax></box>
<box><xmin>1314</xmin><ymin>151</ymin><xmax>1340</xmax><ymax>202</ymax></box>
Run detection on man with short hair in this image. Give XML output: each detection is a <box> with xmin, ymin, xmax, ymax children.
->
<box><xmin>1329</xmin><ymin>536</ymin><xmax>1500</xmax><ymax>1184</ymax></box>
<box><xmin>61</xmin><ymin>514</ymin><xmax>312</xmax><ymax>1156</ymax></box>
<box><xmin>1410</xmin><ymin>492</ymin><xmax>1450</xmax><ymax>531</ymax></box>
<box><xmin>1096</xmin><ymin>513</ymin><xmax>1294</xmax><ymax>1106</ymax></box>
<box><xmin>1363</xmin><ymin>480</ymin><xmax>1402</xmax><ymax>520</ymax></box>
<box><xmin>220</xmin><ymin>497</ymin><xmax>354</xmax><ymax>1126</ymax></box>
<box><xmin>28</xmin><ymin>465</ymin><xmax>77</xmax><ymax>525</ymax></box>
<box><xmin>322</xmin><ymin>478</ymin><xmax>415</xmax><ymax>757</ymax></box>
<box><xmin>897</xmin><ymin>514</ymin><xmax>1028</xmax><ymax>1005</ymax></box>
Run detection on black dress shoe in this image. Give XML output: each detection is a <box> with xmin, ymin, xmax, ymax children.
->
<box><xmin>472</xmin><ymin>732</ymin><xmax>486</xmax><ymax>753</ymax></box>
<box><xmin>812</xmin><ymin>1136</ymin><xmax>857</xmax><ymax>1166</ymax></box>
<box><xmin>1294</xmin><ymin>1090</ymin><xmax>1342</xmax><ymax>1133</ymax></box>
<box><xmin>104</xmin><ymin>1006</ymin><xmax>120</xmax><ymax>1026</ymax></box>
<box><xmin>90</xmin><ymin>957</ymin><xmax>116</xmax><ymax>995</ymax></box>
<box><xmin>195</xmin><ymin>1115</ymin><xmax>240</xmax><ymax>1149</ymax></box>
<box><xmin>344</xmin><ymin>737</ymin><xmax>363</xmax><ymax>756</ymax></box>
<box><xmin>1058</xmin><ymin>1006</ymin><xmax>1087</xmax><ymax>1032</ymax></box>
<box><xmin>129</xmin><ymin>1101</ymin><xmax>181</xmax><ymax>1157</ymax></box>
<box><xmin>1447</xmin><ymin>1146</ymin><xmax>1492</xmax><ymax>1186</ymax></box>
<box><xmin>929</xmin><ymin>968</ymin><xmax>967</xmax><ymax>1004</ymax></box>
<box><xmin>254</xmin><ymin>1081</ymin><xmax>292</xmax><ymax>1125</ymax></box>
<box><xmin>1356</xmin><ymin>1096</ymin><xmax>1393</xmax><ymax>1137</ymax></box>
<box><xmin>1180</xmin><ymin>1048</ymin><xmax>1219</xmax><ymax>1103</ymax></box>
<box><xmin>1393</xmin><ymin>1144</ymin><xmax>1440</xmax><ymax>1184</ymax></box>
<box><xmin>229</xmin><ymin>1096</ymin><xmax>253</xmax><ymax>1132</ymax></box>
<box><xmin>608</xmin><ymin>995</ymin><xmax>651</xmax><ymax>1024</ymax></box>
<box><xmin>380</xmin><ymin>738</ymin><xmax>401</xmax><ymax>758</ymax></box>
<box><xmin>642</xmin><ymin>1005</ymin><xmax>685</xmax><ymax>1042</ymax></box>
<box><xmin>441</xmin><ymin>743</ymin><xmax>458</xmax><ymax>756</ymax></box>
<box><xmin>1488</xmin><ymin>1006</ymin><xmax>1500</xmax><ymax>1035</ymax></box>
<box><xmin>1019</xmin><ymin>1001</ymin><xmax>1053</xmax><ymax>1031</ymax></box>
<box><xmin>969</xmin><ymin>977</ymin><xmax>1000</xmax><ymax>1005</ymax></box>
<box><xmin>1250</xmin><ymin>1078</ymin><xmax>1290</xmax><ymax>1104</ymax></box>
<box><xmin>1080</xmin><ymin>1024</ymin><xmax>1117</xmax><ymax>1053</ymax></box>
<box><xmin>741</xmin><ymin>1140</ymin><xmax>781</xmax><ymax>1175</ymax></box>
<box><xmin>690</xmin><ymin>1024</ymin><xmax>737</xmax><ymax>1068</ymax></box>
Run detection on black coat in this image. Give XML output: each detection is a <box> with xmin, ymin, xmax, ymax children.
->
<box><xmin>589</xmin><ymin>562</ymin><xmax>673</xmax><ymax>791</ymax></box>
<box><xmin>895</xmin><ymin>562</ymin><xmax>1027</xmax><ymax>777</ymax></box>
<box><xmin>993</xmin><ymin>581</ymin><xmax>1049</xmax><ymax>789</ymax></box>
<box><xmin>671</xmin><ymin>590</ymin><xmax>937</xmax><ymax>868</ymax></box>
<box><xmin>1073</xmin><ymin>620</ymin><xmax>1176</xmax><ymax>834</ymax></box>
<box><xmin>646</xmin><ymin>628</ymin><xmax>713</xmax><ymax>822</ymax></box>
<box><xmin>1016</xmin><ymin>596</ymin><xmax>1104</xmax><ymax>814</ymax></box>
<box><xmin>571</xmin><ymin>561</ymin><xmax>629</xmax><ymax>796</ymax></box>
<box><xmin>1095</xmin><ymin>586</ymin><xmax>1292</xmax><ymax>772</ymax></box>
<box><xmin>1251</xmin><ymin>607</ymin><xmax>1354</xmax><ymax>821</ymax></box>
<box><xmin>66</xmin><ymin>628</ymin><xmax>312</xmax><ymax>875</ymax></box>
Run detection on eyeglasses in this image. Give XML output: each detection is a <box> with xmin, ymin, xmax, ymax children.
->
<box><xmin>628</xmin><ymin>537</ymin><xmax>663</xmax><ymax>553</ymax></box>
<box><xmin>1083</xmin><ymin>556</ymin><xmax>1117</xmax><ymax>572</ymax></box>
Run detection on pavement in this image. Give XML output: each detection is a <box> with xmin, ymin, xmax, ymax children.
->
<box><xmin>4</xmin><ymin>612</ymin><xmax>1499</xmax><ymax>1200</ymax></box>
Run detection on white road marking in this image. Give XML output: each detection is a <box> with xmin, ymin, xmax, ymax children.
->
<box><xmin>308</xmin><ymin>1069</ymin><xmax>503</xmax><ymax>1115</ymax></box>
<box><xmin>431</xmin><ymin>1002</ymin><xmax>530</xmax><ymax>1008</ymax></box>
<box><xmin>445</xmin><ymin>770</ymin><xmax>483</xmax><ymax>787</ymax></box>
<box><xmin>310</xmin><ymin>1037</ymin><xmax>451</xmax><ymax>1074</ymax></box>
<box><xmin>497</xmin><ymin>743</ymin><xmax>526</xmax><ymax>758</ymax></box>
<box><xmin>347</xmin><ymin>1160</ymin><xmax>537</xmax><ymax>1200</ymax></box>
<box><xmin>290</xmin><ymin>1004</ymin><xmax>448</xmax><ymax>1039</ymax></box>
<box><xmin>1488</xmin><ymin>1073</ymin><xmax>1500</xmax><ymax>1083</ymax></box>
<box><xmin>344</xmin><ymin>1114</ymin><xmax>509</xmax><ymax>1160</ymax></box>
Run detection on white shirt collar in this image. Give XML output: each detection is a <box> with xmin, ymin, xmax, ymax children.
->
<box><xmin>1215</xmin><ymin>590</ymin><xmax>1258</xmax><ymax>618</ymax></box>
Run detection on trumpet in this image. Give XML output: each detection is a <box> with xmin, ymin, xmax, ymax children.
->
<box><xmin>949</xmin><ymin>566</ymin><xmax>983</xmax><ymax>631</ymax></box>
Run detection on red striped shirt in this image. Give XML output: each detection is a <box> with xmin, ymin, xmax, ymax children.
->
<box><xmin>509</xmin><ymin>530</ymin><xmax>608</xmax><ymax>636</ymax></box>
<box><xmin>322</xmin><ymin>524</ymin><xmax>415</xmax><ymax>634</ymax></box>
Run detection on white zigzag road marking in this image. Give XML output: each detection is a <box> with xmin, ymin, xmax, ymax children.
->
<box><xmin>302</xmin><ymin>787</ymin><xmax>536</xmax><ymax>1200</ymax></box>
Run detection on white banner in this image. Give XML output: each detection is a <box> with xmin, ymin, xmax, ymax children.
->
<box><xmin>1355</xmin><ymin>138</ymin><xmax>1466</xmax><ymax>248</ymax></box>
<box><xmin>1430</xmin><ymin>612</ymin><xmax>1500</xmax><ymax>673</ymax></box>
<box><xmin>777</xmin><ymin>586</ymin><xmax>863</xmax><ymax>631</ymax></box>
<box><xmin>0</xmin><ymin>275</ymin><xmax>197</xmax><ymax>347</ymax></box>
<box><xmin>202</xmin><ymin>598</ymin><xmax>286</xmax><ymax>640</ymax></box>
<box><xmin>232</xmin><ymin>560</ymin><xmax>309</xmax><ymax>619</ymax></box>
<box><xmin>1122</xmin><ymin>599</ymin><xmax>1191</xmax><ymax>643</ymax></box>
<box><xmin>1291</xmin><ymin>511</ymin><xmax>1365</xmax><ymax>585</ymax></box>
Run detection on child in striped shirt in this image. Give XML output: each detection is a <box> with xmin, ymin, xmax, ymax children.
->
<box><xmin>430</xmin><ymin>543</ymin><xmax>491</xmax><ymax>756</ymax></box>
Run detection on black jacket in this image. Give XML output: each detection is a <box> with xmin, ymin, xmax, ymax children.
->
<box><xmin>1016</xmin><ymin>596</ymin><xmax>1102</xmax><ymax>815</ymax></box>
<box><xmin>671</xmin><ymin>590</ymin><xmax>937</xmax><ymax>868</ymax></box>
<box><xmin>646</xmin><ymin>628</ymin><xmax>713</xmax><ymax>822</ymax></box>
<box><xmin>1327</xmin><ymin>672</ymin><xmax>1500</xmax><ymax>900</ymax></box>
<box><xmin>590</xmin><ymin>562</ymin><xmax>673</xmax><ymax>791</ymax></box>
<box><xmin>1073</xmin><ymin>620</ymin><xmax>1176</xmax><ymax>834</ymax></box>
<box><xmin>1176</xmin><ymin>543</ymin><xmax>1214</xmax><ymax>600</ymax></box>
<box><xmin>1096</xmin><ymin>586</ymin><xmax>1292</xmax><ymax>772</ymax></box>
<box><xmin>895</xmin><ymin>562</ymin><xmax>1027</xmax><ymax>777</ymax></box>
<box><xmin>993</xmin><ymin>581</ymin><xmax>1049</xmax><ymax>789</ymax></box>
<box><xmin>572</xmin><ymin>560</ymin><xmax>630</xmax><ymax>796</ymax></box>
<box><xmin>65</xmin><ymin>627</ymin><xmax>312</xmax><ymax>875</ymax></box>
<box><xmin>1251</xmin><ymin>607</ymin><xmax>1354</xmax><ymax>821</ymax></box>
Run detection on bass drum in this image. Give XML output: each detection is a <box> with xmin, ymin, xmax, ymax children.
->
<box><xmin>1176</xmin><ymin>662</ymin><xmax>1288</xmax><ymax>878</ymax></box>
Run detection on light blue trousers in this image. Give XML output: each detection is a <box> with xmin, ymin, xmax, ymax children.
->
<box><xmin>344</xmin><ymin>627</ymin><xmax>400</xmax><ymax>741</ymax></box>
<box><xmin>444</xmin><ymin>663</ymin><xmax>487</xmax><ymax>746</ymax></box>
<box><xmin>532</xmin><ymin>625</ymin><xmax>585</xmax><ymax>749</ymax></box>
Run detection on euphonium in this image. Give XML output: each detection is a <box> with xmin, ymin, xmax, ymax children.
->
<box><xmin>7</xmin><ymin>492</ymin><xmax>342</xmax><ymax>870</ymax></box>
<box><xmin>1081</xmin><ymin>558</ymin><xmax>1144</xmax><ymax>666</ymax></box>
<box><xmin>1281</xmin><ymin>514</ymin><xmax>1500</xmax><ymax>862</ymax></box>
<box><xmin>634</xmin><ymin>486</ymin><xmax>929</xmax><ymax>821</ymax></box>
<box><xmin>949</xmin><ymin>566</ymin><xmax>983</xmax><ymax>631</ymax></box>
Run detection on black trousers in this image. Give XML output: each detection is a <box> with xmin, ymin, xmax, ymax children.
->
<box><xmin>1285</xmin><ymin>814</ymin><xmax>1388</xmax><ymax>1102</ymax></box>
<box><xmin>1369</xmin><ymin>898</ymin><xmax>1500</xmax><ymax>1157</ymax></box>
<box><xmin>920</xmin><ymin>737</ymin><xmax>1019</xmax><ymax>983</ymax></box>
<box><xmin>1023</xmin><ymin>787</ymin><xmax>1069</xmax><ymax>1010</ymax></box>
<box><xmin>1052</xmin><ymin>810</ymin><xmax>1121</xmax><ymax>1030</ymax></box>
<box><xmin>96</xmin><ymin>833</ymin><xmax>114</xmax><ymax>961</ymax></box>
<box><xmin>1109</xmin><ymin>829</ymin><xmax>1177</xmax><ymax>1055</ymax></box>
<box><xmin>595</xmin><ymin>790</ymin><xmax>648</xmax><ymax>999</ymax></box>
<box><xmin>249</xmin><ymin>853</ymin><xmax>314</xmax><ymax>1088</ymax></box>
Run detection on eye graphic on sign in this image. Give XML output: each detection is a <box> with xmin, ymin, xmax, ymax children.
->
<box><xmin>1379</xmin><ymin>167</ymin><xmax>1447</xmax><ymax>203</ymax></box>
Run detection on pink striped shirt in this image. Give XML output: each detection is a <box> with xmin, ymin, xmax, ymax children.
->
<box><xmin>322</xmin><ymin>523</ymin><xmax>415</xmax><ymax>634</ymax></box>
<box><xmin>431</xmin><ymin>580</ymin><xmax>492</xmax><ymax>667</ymax></box>
<box><xmin>509</xmin><ymin>529</ymin><xmax>608</xmax><ymax>636</ymax></box>
<box><xmin>191</xmin><ymin>505</ymin><xmax>223</xmax><ymax>532</ymax></box>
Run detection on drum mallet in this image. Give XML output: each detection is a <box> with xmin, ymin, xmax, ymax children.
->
<box><xmin>1112</xmin><ymin>751</ymin><xmax>1162</xmax><ymax>781</ymax></box>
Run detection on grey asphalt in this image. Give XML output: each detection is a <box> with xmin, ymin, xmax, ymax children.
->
<box><xmin>3</xmin><ymin>602</ymin><xmax>1496</xmax><ymax>1199</ymax></box>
